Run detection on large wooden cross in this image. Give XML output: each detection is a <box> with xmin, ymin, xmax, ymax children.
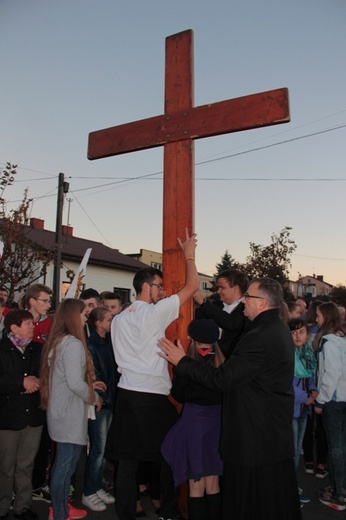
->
<box><xmin>88</xmin><ymin>29</ymin><xmax>290</xmax><ymax>347</ymax></box>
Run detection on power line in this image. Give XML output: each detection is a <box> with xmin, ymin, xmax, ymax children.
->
<box><xmin>8</xmin><ymin>173</ymin><xmax>346</xmax><ymax>205</ymax></box>
<box><xmin>11</xmin><ymin>177</ymin><xmax>57</xmax><ymax>183</ymax></box>
<box><xmin>7</xmin><ymin>190</ymin><xmax>57</xmax><ymax>204</ymax></box>
<box><xmin>69</xmin><ymin>122</ymin><xmax>346</xmax><ymax>183</ymax></box>
<box><xmin>196</xmin><ymin>123</ymin><xmax>346</xmax><ymax>166</ymax></box>
<box><xmin>3</xmin><ymin>119</ymin><xmax>346</xmax><ymax>197</ymax></box>
<box><xmin>68</xmin><ymin>189</ymin><xmax>113</xmax><ymax>248</ymax></box>
<box><xmin>293</xmin><ymin>253</ymin><xmax>346</xmax><ymax>262</ymax></box>
<box><xmin>0</xmin><ymin>162</ymin><xmax>56</xmax><ymax>178</ymax></box>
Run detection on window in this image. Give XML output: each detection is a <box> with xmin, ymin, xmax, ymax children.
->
<box><xmin>62</xmin><ymin>281</ymin><xmax>85</xmax><ymax>299</ymax></box>
<box><xmin>151</xmin><ymin>261</ymin><xmax>162</xmax><ymax>270</ymax></box>
<box><xmin>113</xmin><ymin>287</ymin><xmax>131</xmax><ymax>304</ymax></box>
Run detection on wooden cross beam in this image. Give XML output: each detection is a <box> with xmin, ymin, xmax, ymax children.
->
<box><xmin>88</xmin><ymin>29</ymin><xmax>290</xmax><ymax>346</ymax></box>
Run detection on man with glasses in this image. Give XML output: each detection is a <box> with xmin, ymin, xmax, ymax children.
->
<box><xmin>110</xmin><ymin>230</ymin><xmax>199</xmax><ymax>520</ymax></box>
<box><xmin>159</xmin><ymin>278</ymin><xmax>301</xmax><ymax>520</ymax></box>
<box><xmin>194</xmin><ymin>269</ymin><xmax>249</xmax><ymax>358</ymax></box>
<box><xmin>23</xmin><ymin>284</ymin><xmax>53</xmax><ymax>345</ymax></box>
<box><xmin>23</xmin><ymin>284</ymin><xmax>53</xmax><ymax>503</ymax></box>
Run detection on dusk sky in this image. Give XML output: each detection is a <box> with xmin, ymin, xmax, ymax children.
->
<box><xmin>1</xmin><ymin>0</ymin><xmax>346</xmax><ymax>286</ymax></box>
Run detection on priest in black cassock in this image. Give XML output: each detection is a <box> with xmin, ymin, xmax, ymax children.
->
<box><xmin>159</xmin><ymin>277</ymin><xmax>301</xmax><ymax>520</ymax></box>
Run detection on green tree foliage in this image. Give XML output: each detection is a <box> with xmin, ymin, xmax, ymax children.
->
<box><xmin>214</xmin><ymin>228</ymin><xmax>297</xmax><ymax>300</ymax></box>
<box><xmin>330</xmin><ymin>285</ymin><xmax>346</xmax><ymax>308</ymax></box>
<box><xmin>0</xmin><ymin>164</ymin><xmax>54</xmax><ymax>298</ymax></box>
<box><xmin>209</xmin><ymin>250</ymin><xmax>243</xmax><ymax>295</ymax></box>
<box><xmin>244</xmin><ymin>227</ymin><xmax>296</xmax><ymax>281</ymax></box>
<box><xmin>214</xmin><ymin>250</ymin><xmax>242</xmax><ymax>276</ymax></box>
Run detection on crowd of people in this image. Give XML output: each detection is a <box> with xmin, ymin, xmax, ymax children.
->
<box><xmin>0</xmin><ymin>231</ymin><xmax>345</xmax><ymax>520</ymax></box>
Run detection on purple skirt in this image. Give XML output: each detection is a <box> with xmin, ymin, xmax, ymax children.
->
<box><xmin>161</xmin><ymin>402</ymin><xmax>223</xmax><ymax>486</ymax></box>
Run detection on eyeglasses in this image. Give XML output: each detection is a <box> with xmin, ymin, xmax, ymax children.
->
<box><xmin>150</xmin><ymin>283</ymin><xmax>164</xmax><ymax>290</ymax></box>
<box><xmin>35</xmin><ymin>298</ymin><xmax>52</xmax><ymax>304</ymax></box>
<box><xmin>244</xmin><ymin>293</ymin><xmax>265</xmax><ymax>300</ymax></box>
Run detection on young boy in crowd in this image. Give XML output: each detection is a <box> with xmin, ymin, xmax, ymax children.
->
<box><xmin>100</xmin><ymin>291</ymin><xmax>122</xmax><ymax>317</ymax></box>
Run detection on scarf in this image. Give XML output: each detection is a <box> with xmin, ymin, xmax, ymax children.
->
<box><xmin>294</xmin><ymin>342</ymin><xmax>316</xmax><ymax>378</ymax></box>
<box><xmin>8</xmin><ymin>333</ymin><xmax>32</xmax><ymax>353</ymax></box>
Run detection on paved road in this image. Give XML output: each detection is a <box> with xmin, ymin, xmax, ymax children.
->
<box><xmin>27</xmin><ymin>451</ymin><xmax>340</xmax><ymax>520</ymax></box>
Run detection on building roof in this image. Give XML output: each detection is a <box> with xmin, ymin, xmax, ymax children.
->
<box><xmin>299</xmin><ymin>274</ymin><xmax>334</xmax><ymax>288</ymax></box>
<box><xmin>23</xmin><ymin>219</ymin><xmax>147</xmax><ymax>272</ymax></box>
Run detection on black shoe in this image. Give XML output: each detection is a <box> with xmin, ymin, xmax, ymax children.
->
<box><xmin>32</xmin><ymin>484</ymin><xmax>51</xmax><ymax>503</ymax></box>
<box><xmin>14</xmin><ymin>509</ymin><xmax>38</xmax><ymax>520</ymax></box>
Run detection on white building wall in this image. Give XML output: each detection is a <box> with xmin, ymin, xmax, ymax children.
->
<box><xmin>79</xmin><ymin>264</ymin><xmax>136</xmax><ymax>301</ymax></box>
<box><xmin>32</xmin><ymin>261</ymin><xmax>137</xmax><ymax>302</ymax></box>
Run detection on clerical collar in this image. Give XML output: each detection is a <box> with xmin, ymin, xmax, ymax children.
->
<box><xmin>223</xmin><ymin>298</ymin><xmax>242</xmax><ymax>314</ymax></box>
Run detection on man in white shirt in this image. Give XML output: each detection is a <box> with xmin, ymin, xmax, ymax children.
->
<box><xmin>111</xmin><ymin>230</ymin><xmax>199</xmax><ymax>520</ymax></box>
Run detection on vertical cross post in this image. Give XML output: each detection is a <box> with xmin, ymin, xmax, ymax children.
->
<box><xmin>163</xmin><ymin>31</ymin><xmax>195</xmax><ymax>344</ymax></box>
<box><xmin>87</xmin><ymin>29</ymin><xmax>290</xmax><ymax>348</ymax></box>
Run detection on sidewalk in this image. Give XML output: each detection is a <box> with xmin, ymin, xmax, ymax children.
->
<box><xmin>28</xmin><ymin>453</ymin><xmax>339</xmax><ymax>520</ymax></box>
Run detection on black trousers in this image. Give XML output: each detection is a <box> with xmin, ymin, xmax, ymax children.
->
<box><xmin>222</xmin><ymin>458</ymin><xmax>301</xmax><ymax>520</ymax></box>
<box><xmin>116</xmin><ymin>458</ymin><xmax>179</xmax><ymax>520</ymax></box>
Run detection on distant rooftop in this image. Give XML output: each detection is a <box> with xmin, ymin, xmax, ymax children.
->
<box><xmin>20</xmin><ymin>217</ymin><xmax>147</xmax><ymax>272</ymax></box>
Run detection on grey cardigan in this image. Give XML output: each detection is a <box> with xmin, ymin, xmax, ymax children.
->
<box><xmin>47</xmin><ymin>335</ymin><xmax>98</xmax><ymax>445</ymax></box>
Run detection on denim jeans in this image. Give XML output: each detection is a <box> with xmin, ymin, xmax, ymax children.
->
<box><xmin>84</xmin><ymin>407</ymin><xmax>113</xmax><ymax>496</ymax></box>
<box><xmin>292</xmin><ymin>408</ymin><xmax>308</xmax><ymax>472</ymax></box>
<box><xmin>50</xmin><ymin>443</ymin><xmax>83</xmax><ymax>520</ymax></box>
<box><xmin>322</xmin><ymin>406</ymin><xmax>346</xmax><ymax>496</ymax></box>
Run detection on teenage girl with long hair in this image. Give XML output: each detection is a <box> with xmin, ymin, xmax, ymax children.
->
<box><xmin>161</xmin><ymin>318</ymin><xmax>223</xmax><ymax>520</ymax></box>
<box><xmin>40</xmin><ymin>299</ymin><xmax>106</xmax><ymax>520</ymax></box>
<box><xmin>315</xmin><ymin>301</ymin><xmax>346</xmax><ymax>511</ymax></box>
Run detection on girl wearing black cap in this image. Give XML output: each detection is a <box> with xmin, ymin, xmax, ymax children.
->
<box><xmin>161</xmin><ymin>319</ymin><xmax>223</xmax><ymax>520</ymax></box>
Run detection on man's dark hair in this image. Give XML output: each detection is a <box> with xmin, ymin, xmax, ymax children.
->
<box><xmin>133</xmin><ymin>268</ymin><xmax>162</xmax><ymax>295</ymax></box>
<box><xmin>100</xmin><ymin>291</ymin><xmax>122</xmax><ymax>302</ymax></box>
<box><xmin>216</xmin><ymin>269</ymin><xmax>248</xmax><ymax>295</ymax></box>
<box><xmin>79</xmin><ymin>288</ymin><xmax>100</xmax><ymax>302</ymax></box>
<box><xmin>288</xmin><ymin>318</ymin><xmax>308</xmax><ymax>331</ymax></box>
<box><xmin>0</xmin><ymin>287</ymin><xmax>9</xmax><ymax>294</ymax></box>
<box><xmin>251</xmin><ymin>278</ymin><xmax>283</xmax><ymax>308</ymax></box>
<box><xmin>287</xmin><ymin>301</ymin><xmax>299</xmax><ymax>312</ymax></box>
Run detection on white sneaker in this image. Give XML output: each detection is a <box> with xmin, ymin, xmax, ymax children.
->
<box><xmin>82</xmin><ymin>493</ymin><xmax>107</xmax><ymax>511</ymax></box>
<box><xmin>96</xmin><ymin>488</ymin><xmax>115</xmax><ymax>505</ymax></box>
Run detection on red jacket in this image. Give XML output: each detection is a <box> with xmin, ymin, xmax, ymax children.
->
<box><xmin>33</xmin><ymin>316</ymin><xmax>53</xmax><ymax>345</ymax></box>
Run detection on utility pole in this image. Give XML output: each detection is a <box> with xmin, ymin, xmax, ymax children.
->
<box><xmin>53</xmin><ymin>173</ymin><xmax>69</xmax><ymax>310</ymax></box>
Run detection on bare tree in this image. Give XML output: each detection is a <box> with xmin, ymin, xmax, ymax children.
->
<box><xmin>0</xmin><ymin>164</ymin><xmax>54</xmax><ymax>299</ymax></box>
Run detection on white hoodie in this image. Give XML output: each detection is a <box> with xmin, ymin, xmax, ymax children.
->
<box><xmin>316</xmin><ymin>333</ymin><xmax>346</xmax><ymax>407</ymax></box>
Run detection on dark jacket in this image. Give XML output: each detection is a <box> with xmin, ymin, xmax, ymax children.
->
<box><xmin>175</xmin><ymin>309</ymin><xmax>295</xmax><ymax>466</ymax></box>
<box><xmin>196</xmin><ymin>299</ymin><xmax>249</xmax><ymax>358</ymax></box>
<box><xmin>0</xmin><ymin>334</ymin><xmax>45</xmax><ymax>430</ymax></box>
<box><xmin>87</xmin><ymin>330</ymin><xmax>119</xmax><ymax>409</ymax></box>
<box><xmin>171</xmin><ymin>352</ymin><xmax>222</xmax><ymax>406</ymax></box>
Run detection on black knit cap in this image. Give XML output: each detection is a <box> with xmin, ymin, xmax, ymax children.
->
<box><xmin>187</xmin><ymin>318</ymin><xmax>219</xmax><ymax>344</ymax></box>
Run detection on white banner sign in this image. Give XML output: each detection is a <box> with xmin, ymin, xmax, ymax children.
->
<box><xmin>65</xmin><ymin>248</ymin><xmax>92</xmax><ymax>299</ymax></box>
